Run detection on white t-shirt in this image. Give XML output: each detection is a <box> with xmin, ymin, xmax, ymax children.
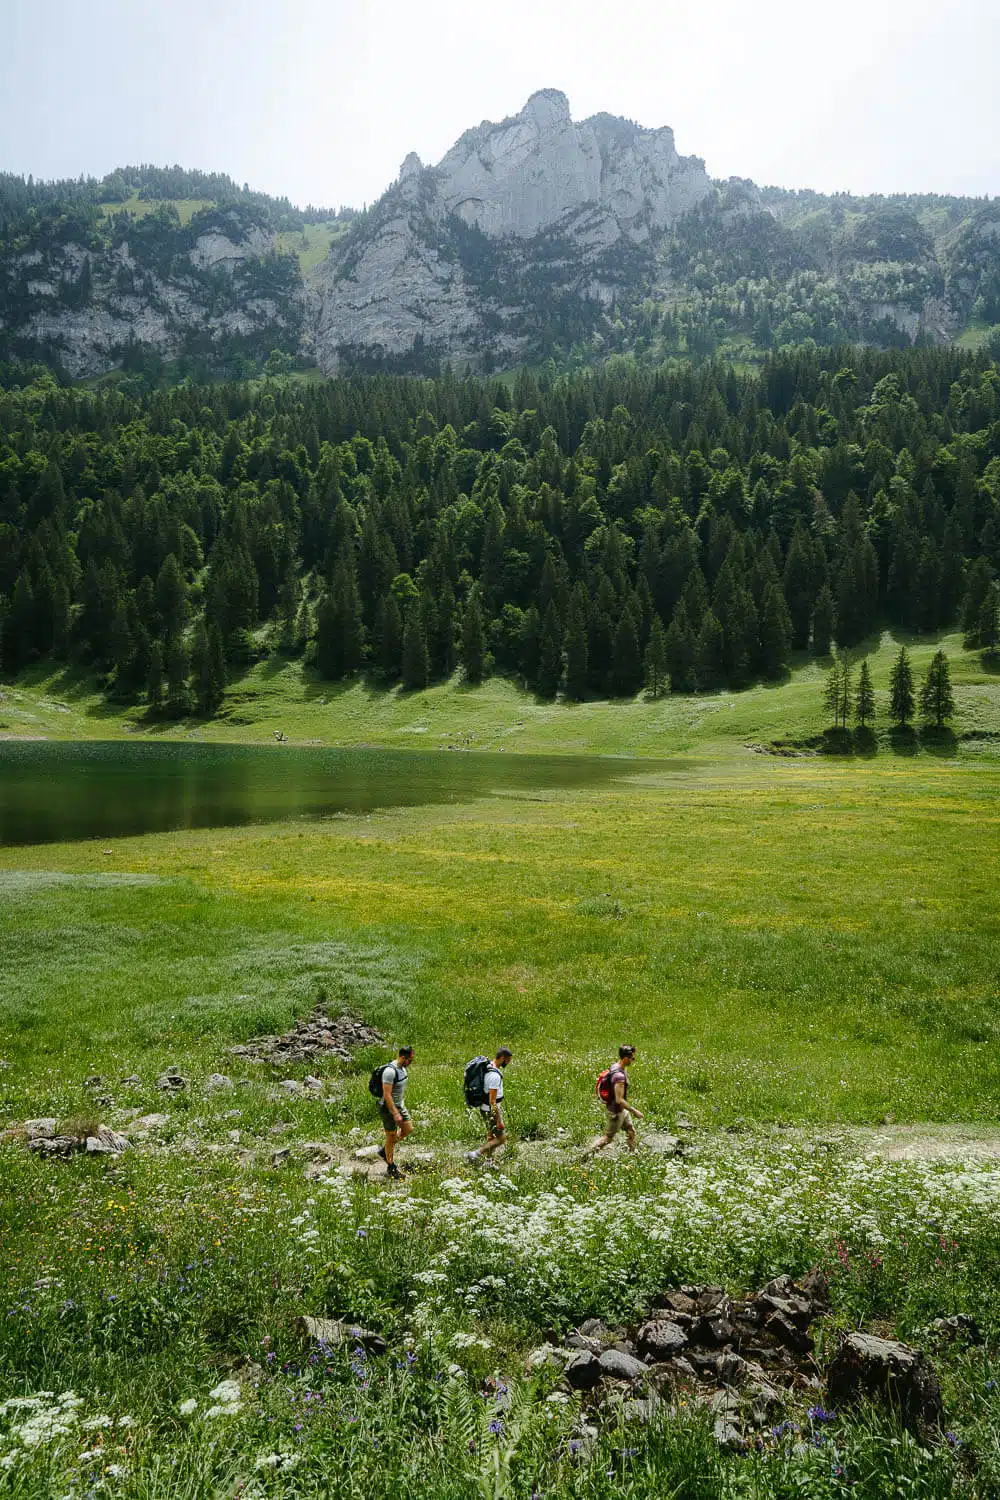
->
<box><xmin>381</xmin><ymin>1062</ymin><xmax>407</xmax><ymax>1106</ymax></box>
<box><xmin>483</xmin><ymin>1066</ymin><xmax>504</xmax><ymax>1102</ymax></box>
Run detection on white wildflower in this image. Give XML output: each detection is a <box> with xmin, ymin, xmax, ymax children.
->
<box><xmin>177</xmin><ymin>1399</ymin><xmax>198</xmax><ymax>1417</ymax></box>
<box><xmin>207</xmin><ymin>1380</ymin><xmax>242</xmax><ymax>1405</ymax></box>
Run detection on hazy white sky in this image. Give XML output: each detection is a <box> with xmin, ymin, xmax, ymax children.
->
<box><xmin>2</xmin><ymin>0</ymin><xmax>998</xmax><ymax>208</ymax></box>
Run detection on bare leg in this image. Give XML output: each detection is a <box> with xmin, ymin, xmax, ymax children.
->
<box><xmin>383</xmin><ymin>1128</ymin><xmax>398</xmax><ymax>1166</ymax></box>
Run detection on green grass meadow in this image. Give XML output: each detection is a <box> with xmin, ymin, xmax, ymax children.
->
<box><xmin>2</xmin><ymin>642</ymin><xmax>1000</xmax><ymax>1496</ymax></box>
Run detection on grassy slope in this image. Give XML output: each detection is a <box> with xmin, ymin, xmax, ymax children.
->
<box><xmin>2</xmin><ymin>626</ymin><xmax>999</xmax><ymax>1132</ymax></box>
<box><xmin>2</xmin><ymin>628</ymin><xmax>998</xmax><ymax>757</ymax></box>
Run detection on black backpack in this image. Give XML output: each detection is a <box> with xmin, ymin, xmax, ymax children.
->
<box><xmin>463</xmin><ymin>1056</ymin><xmax>490</xmax><ymax>1107</ymax></box>
<box><xmin>368</xmin><ymin>1062</ymin><xmax>397</xmax><ymax>1099</ymax></box>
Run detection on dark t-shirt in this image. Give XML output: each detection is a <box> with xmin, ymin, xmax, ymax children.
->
<box><xmin>607</xmin><ymin>1065</ymin><xmax>628</xmax><ymax>1110</ymax></box>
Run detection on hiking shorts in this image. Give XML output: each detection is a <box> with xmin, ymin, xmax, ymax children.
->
<box><xmin>379</xmin><ymin>1103</ymin><xmax>410</xmax><ymax>1132</ymax></box>
<box><xmin>479</xmin><ymin>1104</ymin><xmax>504</xmax><ymax>1137</ymax></box>
<box><xmin>604</xmin><ymin>1106</ymin><xmax>634</xmax><ymax>1138</ymax></box>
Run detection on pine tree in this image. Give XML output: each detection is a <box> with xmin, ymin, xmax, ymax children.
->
<box><xmin>855</xmin><ymin>660</ymin><xmax>876</xmax><ymax>729</ymax></box>
<box><xmin>610</xmin><ymin>610</ymin><xmax>641</xmax><ymax>696</ymax></box>
<box><xmin>376</xmin><ymin>594</ymin><xmax>403</xmax><ymax>680</ymax></box>
<box><xmin>192</xmin><ymin>621</ymin><xmax>226</xmax><ymax>715</ymax></box>
<box><xmin>977</xmin><ymin>584</ymin><xmax>999</xmax><ymax>654</ymax></box>
<box><xmin>401</xmin><ymin>603</ymin><xmax>429</xmax><ymax>691</ymax></box>
<box><xmin>165</xmin><ymin>638</ymin><xmax>190</xmax><ymax>719</ymax></box>
<box><xmin>536</xmin><ymin>602</ymin><xmax>563</xmax><ymax>698</ymax></box>
<box><xmin>812</xmin><ymin>585</ymin><xmax>835</xmax><ymax>655</ymax></box>
<box><xmin>564</xmin><ymin>596</ymin><xmax>589</xmax><ymax>700</ymax></box>
<box><xmin>758</xmin><ymin>583</ymin><xmax>792</xmax><ymax>679</ymax></box>
<box><xmin>783</xmin><ymin>523</ymin><xmax>815</xmax><ymax>651</ymax></box>
<box><xmin>919</xmin><ymin>650</ymin><xmax>955</xmax><ymax>729</ymax></box>
<box><xmin>888</xmin><ymin>646</ymin><xmax>915</xmax><ymax>728</ymax></box>
<box><xmin>962</xmin><ymin>558</ymin><xmax>995</xmax><ymax>647</ymax></box>
<box><xmin>461</xmin><ymin>591</ymin><xmax>487</xmax><ymax>685</ymax></box>
<box><xmin>146</xmin><ymin>642</ymin><xmax>164</xmax><ymax>713</ymax></box>
<box><xmin>823</xmin><ymin>659</ymin><xmax>853</xmax><ymax>729</ymax></box>
<box><xmin>155</xmin><ymin>553</ymin><xmax>187</xmax><ymax>642</ymax></box>
<box><xmin>665</xmin><ymin>605</ymin><xmax>696</xmax><ymax>693</ymax></box>
<box><xmin>823</xmin><ymin>664</ymin><xmax>842</xmax><ymax>728</ymax></box>
<box><xmin>694</xmin><ymin>608</ymin><xmax>726</xmax><ymax>691</ymax></box>
<box><xmin>643</xmin><ymin>617</ymin><xmax>668</xmax><ymax>699</ymax></box>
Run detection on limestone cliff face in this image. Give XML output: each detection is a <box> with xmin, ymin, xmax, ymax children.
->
<box><xmin>0</xmin><ymin>208</ymin><xmax>301</xmax><ymax>378</ymax></box>
<box><xmin>311</xmin><ymin>90</ymin><xmax>712</xmax><ymax>372</ymax></box>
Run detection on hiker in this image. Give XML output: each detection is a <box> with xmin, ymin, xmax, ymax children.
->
<box><xmin>464</xmin><ymin>1047</ymin><xmax>512</xmax><ymax>1162</ymax></box>
<box><xmin>588</xmin><ymin>1045</ymin><xmax>643</xmax><ymax>1153</ymax></box>
<box><xmin>369</xmin><ymin>1045</ymin><xmax>414</xmax><ymax>1179</ymax></box>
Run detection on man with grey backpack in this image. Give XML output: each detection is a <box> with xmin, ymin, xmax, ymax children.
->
<box><xmin>367</xmin><ymin>1045</ymin><xmax>414</xmax><ymax>1179</ymax></box>
<box><xmin>463</xmin><ymin>1047</ymin><xmax>512</xmax><ymax>1163</ymax></box>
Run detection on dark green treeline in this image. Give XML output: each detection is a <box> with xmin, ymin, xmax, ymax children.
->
<box><xmin>2</xmin><ymin>345</ymin><xmax>999</xmax><ymax>714</ymax></box>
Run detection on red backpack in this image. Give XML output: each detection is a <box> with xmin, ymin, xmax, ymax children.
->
<box><xmin>596</xmin><ymin>1066</ymin><xmax>625</xmax><ymax>1104</ymax></box>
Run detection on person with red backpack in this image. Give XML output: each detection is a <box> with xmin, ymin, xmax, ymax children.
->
<box><xmin>589</xmin><ymin>1045</ymin><xmax>642</xmax><ymax>1153</ymax></box>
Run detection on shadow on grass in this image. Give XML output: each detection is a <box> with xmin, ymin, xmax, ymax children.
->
<box><xmin>919</xmin><ymin>725</ymin><xmax>960</xmax><ymax>757</ymax></box>
<box><xmin>888</xmin><ymin>726</ymin><xmax>920</xmax><ymax>756</ymax></box>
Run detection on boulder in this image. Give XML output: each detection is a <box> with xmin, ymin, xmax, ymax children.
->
<box><xmin>713</xmin><ymin>1416</ymin><xmax>744</xmax><ymax>1450</ymax></box>
<box><xmin>132</xmin><ymin>1113</ymin><xmax>169</xmax><ymax>1131</ymax></box>
<box><xmin>204</xmin><ymin>1073</ymin><xmax>234</xmax><ymax>1093</ymax></box>
<box><xmin>659</xmin><ymin>1289</ymin><xmax>698</xmax><ymax>1317</ymax></box>
<box><xmin>928</xmin><ymin>1315</ymin><xmax>983</xmax><ymax>1346</ymax></box>
<box><xmin>564</xmin><ymin>1351</ymin><xmax>602</xmax><ymax>1391</ymax></box>
<box><xmin>23</xmin><ymin>1118</ymin><xmax>58</xmax><ymax>1138</ymax></box>
<box><xmin>637</xmin><ymin>1319</ymin><xmax>689</xmax><ymax>1360</ymax></box>
<box><xmin>826</xmin><ymin>1333</ymin><xmax>942</xmax><ymax>1428</ymax></box>
<box><xmin>525</xmin><ymin>1343</ymin><xmax>569</xmax><ymax>1372</ymax></box>
<box><xmin>85</xmin><ymin>1126</ymin><xmax>128</xmax><ymax>1155</ymax></box>
<box><xmin>298</xmin><ymin>1315</ymin><xmax>387</xmax><ymax>1356</ymax></box>
<box><xmin>696</xmin><ymin>1314</ymin><xmax>735</xmax><ymax>1347</ymax></box>
<box><xmin>577</xmin><ymin>1317</ymin><xmax>613</xmax><ymax>1342</ymax></box>
<box><xmin>764</xmin><ymin>1311</ymin><xmax>814</xmax><ymax>1354</ymax></box>
<box><xmin>156</xmin><ymin>1071</ymin><xmax>188</xmax><ymax>1093</ymax></box>
<box><xmin>598</xmin><ymin>1348</ymin><xmax>648</xmax><ymax>1383</ymax></box>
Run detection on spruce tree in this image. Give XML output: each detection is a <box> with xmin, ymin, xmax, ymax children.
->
<box><xmin>962</xmin><ymin>558</ymin><xmax>994</xmax><ymax>647</ymax></box>
<box><xmin>783</xmin><ymin>523</ymin><xmax>815</xmax><ymax>650</ymax></box>
<box><xmin>146</xmin><ymin>643</ymin><xmax>164</xmax><ymax>712</ymax></box>
<box><xmin>564</xmin><ymin>596</ymin><xmax>589</xmax><ymax>700</ymax></box>
<box><xmin>165</xmin><ymin>638</ymin><xmax>190</xmax><ymax>719</ymax></box>
<box><xmin>919</xmin><ymin>650</ymin><xmax>955</xmax><ymax>729</ymax></box>
<box><xmin>758</xmin><ymin>583</ymin><xmax>792</xmax><ymax>679</ymax></box>
<box><xmin>977</xmin><ymin>584</ymin><xmax>998</xmax><ymax>654</ymax></box>
<box><xmin>812</xmin><ymin>585</ymin><xmax>835</xmax><ymax>655</ymax></box>
<box><xmin>314</xmin><ymin>590</ymin><xmax>340</xmax><ymax>680</ymax></box>
<box><xmin>643</xmin><ymin>617</ymin><xmax>668</xmax><ymax>699</ymax></box>
<box><xmin>376</xmin><ymin>594</ymin><xmax>403</xmax><ymax>680</ymax></box>
<box><xmin>823</xmin><ymin>664</ymin><xmax>842</xmax><ymax>728</ymax></box>
<box><xmin>610</xmin><ymin>610</ymin><xmax>642</xmax><ymax>696</ymax></box>
<box><xmin>461</xmin><ymin>591</ymin><xmax>487</xmax><ymax>685</ymax></box>
<box><xmin>401</xmin><ymin>603</ymin><xmax>429</xmax><ymax>691</ymax></box>
<box><xmin>694</xmin><ymin>608</ymin><xmax>726</xmax><ymax>690</ymax></box>
<box><xmin>665</xmin><ymin>604</ymin><xmax>696</xmax><ymax>693</ymax></box>
<box><xmin>888</xmin><ymin>646</ymin><xmax>915</xmax><ymax>728</ymax></box>
<box><xmin>855</xmin><ymin>660</ymin><xmax>876</xmax><ymax>729</ymax></box>
<box><xmin>536</xmin><ymin>602</ymin><xmax>563</xmax><ymax>698</ymax></box>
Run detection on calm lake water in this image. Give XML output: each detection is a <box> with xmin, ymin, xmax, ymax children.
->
<box><xmin>0</xmin><ymin>740</ymin><xmax>675</xmax><ymax>846</ymax></box>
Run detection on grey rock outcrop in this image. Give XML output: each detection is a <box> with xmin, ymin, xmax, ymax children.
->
<box><xmin>312</xmin><ymin>90</ymin><xmax>711</xmax><ymax>373</ymax></box>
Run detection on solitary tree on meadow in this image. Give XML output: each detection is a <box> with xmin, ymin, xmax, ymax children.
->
<box><xmin>888</xmin><ymin>646</ymin><xmax>915</xmax><ymax>728</ymax></box>
<box><xmin>823</xmin><ymin>658</ymin><xmax>853</xmax><ymax>729</ymax></box>
<box><xmin>855</xmin><ymin>660</ymin><xmax>876</xmax><ymax>729</ymax></box>
<box><xmin>919</xmin><ymin>650</ymin><xmax>955</xmax><ymax>729</ymax></box>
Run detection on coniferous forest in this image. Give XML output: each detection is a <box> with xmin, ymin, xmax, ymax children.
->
<box><xmin>2</xmin><ymin>345</ymin><xmax>999</xmax><ymax>717</ymax></box>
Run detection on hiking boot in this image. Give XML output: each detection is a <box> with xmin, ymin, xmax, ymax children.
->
<box><xmin>387</xmin><ymin>1162</ymin><xmax>402</xmax><ymax>1180</ymax></box>
<box><xmin>376</xmin><ymin>1145</ymin><xmax>387</xmax><ymax>1162</ymax></box>
<box><xmin>463</xmin><ymin>1151</ymin><xmax>480</xmax><ymax>1165</ymax></box>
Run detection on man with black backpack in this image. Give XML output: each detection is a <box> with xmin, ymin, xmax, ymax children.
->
<box><xmin>463</xmin><ymin>1047</ymin><xmax>512</xmax><ymax>1163</ymax></box>
<box><xmin>367</xmin><ymin>1045</ymin><xmax>414</xmax><ymax>1179</ymax></box>
<box><xmin>588</xmin><ymin>1045</ymin><xmax>642</xmax><ymax>1153</ymax></box>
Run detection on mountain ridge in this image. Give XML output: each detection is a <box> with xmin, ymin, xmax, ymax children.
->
<box><xmin>1</xmin><ymin>94</ymin><xmax>999</xmax><ymax>381</ymax></box>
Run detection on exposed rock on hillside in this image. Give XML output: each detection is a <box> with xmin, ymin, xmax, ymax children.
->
<box><xmin>311</xmin><ymin>90</ymin><xmax>711</xmax><ymax>373</ymax></box>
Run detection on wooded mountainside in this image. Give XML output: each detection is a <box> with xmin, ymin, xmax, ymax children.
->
<box><xmin>2</xmin><ymin>347</ymin><xmax>999</xmax><ymax>714</ymax></box>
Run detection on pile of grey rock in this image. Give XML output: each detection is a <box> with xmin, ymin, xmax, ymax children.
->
<box><xmin>16</xmin><ymin>1118</ymin><xmax>129</xmax><ymax>1159</ymax></box>
<box><xmin>531</xmin><ymin>1270</ymin><xmax>945</xmax><ymax>1445</ymax></box>
<box><xmin>229</xmin><ymin>1008</ymin><xmax>383</xmax><ymax>1066</ymax></box>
